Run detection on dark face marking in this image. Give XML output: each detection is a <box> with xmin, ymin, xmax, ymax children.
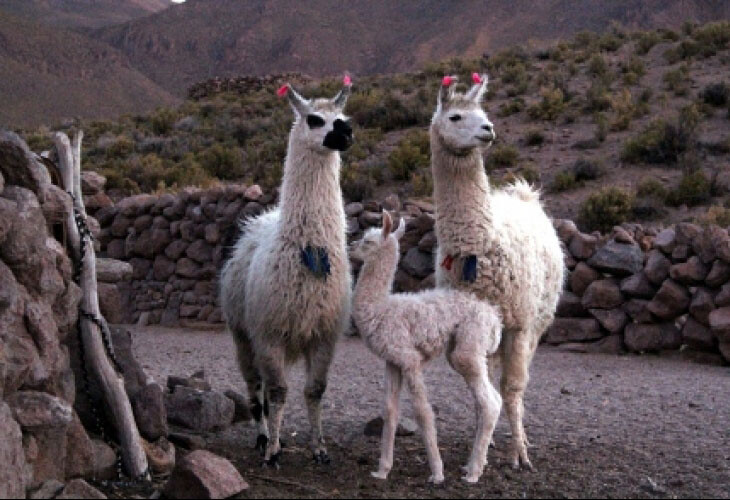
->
<box><xmin>449</xmin><ymin>114</ymin><xmax>462</xmax><ymax>122</ymax></box>
<box><xmin>322</xmin><ymin>118</ymin><xmax>353</xmax><ymax>151</ymax></box>
<box><xmin>307</xmin><ymin>114</ymin><xmax>326</xmax><ymax>129</ymax></box>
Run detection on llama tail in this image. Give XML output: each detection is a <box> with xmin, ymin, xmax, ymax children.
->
<box><xmin>505</xmin><ymin>178</ymin><xmax>541</xmax><ymax>203</ymax></box>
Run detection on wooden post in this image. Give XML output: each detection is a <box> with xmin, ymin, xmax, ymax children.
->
<box><xmin>54</xmin><ymin>131</ymin><xmax>149</xmax><ymax>479</ymax></box>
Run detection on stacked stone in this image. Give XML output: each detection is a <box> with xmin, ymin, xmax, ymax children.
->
<box><xmin>0</xmin><ymin>132</ymin><xmax>118</xmax><ymax>497</ymax></box>
<box><xmin>187</xmin><ymin>72</ymin><xmax>310</xmax><ymax>100</ymax></box>
<box><xmin>551</xmin><ymin>219</ymin><xmax>730</xmax><ymax>364</ymax></box>
<box><xmin>96</xmin><ymin>184</ymin><xmax>274</xmax><ymax>326</ymax></box>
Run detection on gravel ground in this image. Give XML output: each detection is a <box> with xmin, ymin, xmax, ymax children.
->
<box><xmin>130</xmin><ymin>326</ymin><xmax>730</xmax><ymax>499</ymax></box>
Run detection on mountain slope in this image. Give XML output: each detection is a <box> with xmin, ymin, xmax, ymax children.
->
<box><xmin>0</xmin><ymin>12</ymin><xmax>178</xmax><ymax>128</ymax></box>
<box><xmin>0</xmin><ymin>0</ymin><xmax>170</xmax><ymax>30</ymax></box>
<box><xmin>95</xmin><ymin>0</ymin><xmax>730</xmax><ymax>94</ymax></box>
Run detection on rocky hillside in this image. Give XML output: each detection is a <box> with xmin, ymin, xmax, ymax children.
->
<box><xmin>0</xmin><ymin>11</ymin><xmax>178</xmax><ymax>128</ymax></box>
<box><xmin>94</xmin><ymin>0</ymin><xmax>730</xmax><ymax>93</ymax></box>
<box><xmin>0</xmin><ymin>0</ymin><xmax>170</xmax><ymax>30</ymax></box>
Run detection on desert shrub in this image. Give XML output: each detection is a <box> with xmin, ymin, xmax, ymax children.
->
<box><xmin>663</xmin><ymin>64</ymin><xmax>692</xmax><ymax>96</ymax></box>
<box><xmin>197</xmin><ymin>143</ymin><xmax>244</xmax><ymax>180</ymax></box>
<box><xmin>635</xmin><ymin>31</ymin><xmax>663</xmax><ymax>55</ymax></box>
<box><xmin>691</xmin><ymin>21</ymin><xmax>730</xmax><ymax>57</ymax></box>
<box><xmin>594</xmin><ymin>112</ymin><xmax>609</xmax><ymax>143</ymax></box>
<box><xmin>704</xmin><ymin>136</ymin><xmax>730</xmax><ymax>156</ymax></box>
<box><xmin>587</xmin><ymin>54</ymin><xmax>610</xmax><ymax>79</ymax></box>
<box><xmin>524</xmin><ymin>129</ymin><xmax>545</xmax><ymax>146</ymax></box>
<box><xmin>150</xmin><ymin>108</ymin><xmax>178</xmax><ymax>135</ymax></box>
<box><xmin>666</xmin><ymin>170</ymin><xmax>711</xmax><ymax>207</ymax></box>
<box><xmin>527</xmin><ymin>87</ymin><xmax>566</xmax><ymax>121</ymax></box>
<box><xmin>498</xmin><ymin>98</ymin><xmax>525</xmax><ymax>117</ymax></box>
<box><xmin>598</xmin><ymin>32</ymin><xmax>624</xmax><ymax>52</ymax></box>
<box><xmin>501</xmin><ymin>62</ymin><xmax>530</xmax><ymax>96</ymax></box>
<box><xmin>572</xmin><ymin>158</ymin><xmax>603</xmax><ymax>181</ymax></box>
<box><xmin>387</xmin><ymin>131</ymin><xmax>430</xmax><ymax>181</ymax></box>
<box><xmin>584</xmin><ymin>81</ymin><xmax>611</xmax><ymax>113</ymax></box>
<box><xmin>579</xmin><ymin>187</ymin><xmax>634</xmax><ymax>232</ymax></box>
<box><xmin>341</xmin><ymin>161</ymin><xmax>377</xmax><ymax>201</ymax></box>
<box><xmin>636</xmin><ymin>178</ymin><xmax>668</xmax><ymax>200</ymax></box>
<box><xmin>411</xmin><ymin>170</ymin><xmax>434</xmax><ymax>197</ymax></box>
<box><xmin>348</xmin><ymin>89</ymin><xmax>429</xmax><ymax>131</ymax></box>
<box><xmin>485</xmin><ymin>143</ymin><xmax>519</xmax><ymax>170</ymax></box>
<box><xmin>610</xmin><ymin>89</ymin><xmax>644</xmax><ymax>131</ymax></box>
<box><xmin>24</xmin><ymin>133</ymin><xmax>53</xmax><ymax>152</ymax></box>
<box><xmin>664</xmin><ymin>40</ymin><xmax>701</xmax><ymax>63</ymax></box>
<box><xmin>700</xmin><ymin>82</ymin><xmax>730</xmax><ymax>107</ymax></box>
<box><xmin>550</xmin><ymin>171</ymin><xmax>578</xmax><ymax>192</ymax></box>
<box><xmin>620</xmin><ymin>56</ymin><xmax>646</xmax><ymax>85</ymax></box>
<box><xmin>696</xmin><ymin>206</ymin><xmax>730</xmax><ymax>227</ymax></box>
<box><xmin>621</xmin><ymin>106</ymin><xmax>699</xmax><ymax>164</ymax></box>
<box><xmin>516</xmin><ymin>164</ymin><xmax>540</xmax><ymax>184</ymax></box>
<box><xmin>106</xmin><ymin>135</ymin><xmax>135</xmax><ymax>159</ymax></box>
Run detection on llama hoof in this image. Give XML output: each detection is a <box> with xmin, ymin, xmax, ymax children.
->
<box><xmin>262</xmin><ymin>451</ymin><xmax>282</xmax><ymax>470</ymax></box>
<box><xmin>427</xmin><ymin>474</ymin><xmax>445</xmax><ymax>485</ymax></box>
<box><xmin>255</xmin><ymin>434</ymin><xmax>269</xmax><ymax>454</ymax></box>
<box><xmin>312</xmin><ymin>450</ymin><xmax>331</xmax><ymax>465</ymax></box>
<box><xmin>509</xmin><ymin>453</ymin><xmax>534</xmax><ymax>471</ymax></box>
<box><xmin>371</xmin><ymin>470</ymin><xmax>389</xmax><ymax>480</ymax></box>
<box><xmin>461</xmin><ymin>474</ymin><xmax>480</xmax><ymax>484</ymax></box>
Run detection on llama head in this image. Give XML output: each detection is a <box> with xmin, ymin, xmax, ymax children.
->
<box><xmin>431</xmin><ymin>73</ymin><xmax>495</xmax><ymax>153</ymax></box>
<box><xmin>280</xmin><ymin>78</ymin><xmax>354</xmax><ymax>154</ymax></box>
<box><xmin>350</xmin><ymin>210</ymin><xmax>405</xmax><ymax>262</ymax></box>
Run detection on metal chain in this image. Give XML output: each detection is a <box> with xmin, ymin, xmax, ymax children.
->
<box><xmin>67</xmin><ymin>190</ymin><xmax>150</xmax><ymax>485</ymax></box>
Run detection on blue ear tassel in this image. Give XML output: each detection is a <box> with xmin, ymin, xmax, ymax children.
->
<box><xmin>462</xmin><ymin>255</ymin><xmax>478</xmax><ymax>283</ymax></box>
<box><xmin>301</xmin><ymin>245</ymin><xmax>331</xmax><ymax>279</ymax></box>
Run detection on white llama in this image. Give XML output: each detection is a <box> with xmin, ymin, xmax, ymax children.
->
<box><xmin>351</xmin><ymin>211</ymin><xmax>503</xmax><ymax>484</ymax></box>
<box><xmin>430</xmin><ymin>74</ymin><xmax>565</xmax><ymax>470</ymax></box>
<box><xmin>220</xmin><ymin>79</ymin><xmax>353</xmax><ymax>466</ymax></box>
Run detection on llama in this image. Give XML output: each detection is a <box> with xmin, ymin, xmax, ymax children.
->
<box><xmin>351</xmin><ymin>211</ymin><xmax>503</xmax><ymax>484</ymax></box>
<box><xmin>430</xmin><ymin>74</ymin><xmax>565</xmax><ymax>470</ymax></box>
<box><xmin>220</xmin><ymin>79</ymin><xmax>353</xmax><ymax>466</ymax></box>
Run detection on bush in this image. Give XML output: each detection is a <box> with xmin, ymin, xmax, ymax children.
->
<box><xmin>550</xmin><ymin>171</ymin><xmax>578</xmax><ymax>192</ymax></box>
<box><xmin>411</xmin><ymin>170</ymin><xmax>434</xmax><ymax>197</ymax></box>
<box><xmin>572</xmin><ymin>158</ymin><xmax>603</xmax><ymax>181</ymax></box>
<box><xmin>610</xmin><ymin>89</ymin><xmax>643</xmax><ymax>131</ymax></box>
<box><xmin>587</xmin><ymin>54</ymin><xmax>610</xmax><ymax>79</ymax></box>
<box><xmin>584</xmin><ymin>81</ymin><xmax>611</xmax><ymax>113</ymax></box>
<box><xmin>663</xmin><ymin>64</ymin><xmax>691</xmax><ymax>96</ymax></box>
<box><xmin>636</xmin><ymin>178</ymin><xmax>668</xmax><ymax>200</ymax></box>
<box><xmin>197</xmin><ymin>143</ymin><xmax>244</xmax><ymax>180</ymax></box>
<box><xmin>341</xmin><ymin>161</ymin><xmax>377</xmax><ymax>201</ymax></box>
<box><xmin>621</xmin><ymin>106</ymin><xmax>699</xmax><ymax>164</ymax></box>
<box><xmin>524</xmin><ymin>129</ymin><xmax>545</xmax><ymax>146</ymax></box>
<box><xmin>635</xmin><ymin>31</ymin><xmax>663</xmax><ymax>55</ymax></box>
<box><xmin>106</xmin><ymin>135</ymin><xmax>135</xmax><ymax>159</ymax></box>
<box><xmin>387</xmin><ymin>131</ymin><xmax>429</xmax><ymax>181</ymax></box>
<box><xmin>498</xmin><ymin>98</ymin><xmax>525</xmax><ymax>117</ymax></box>
<box><xmin>696</xmin><ymin>206</ymin><xmax>730</xmax><ymax>227</ymax></box>
<box><xmin>666</xmin><ymin>170</ymin><xmax>711</xmax><ymax>207</ymax></box>
<box><xmin>485</xmin><ymin>143</ymin><xmax>519</xmax><ymax>170</ymax></box>
<box><xmin>150</xmin><ymin>108</ymin><xmax>178</xmax><ymax>135</ymax></box>
<box><xmin>620</xmin><ymin>56</ymin><xmax>646</xmax><ymax>85</ymax></box>
<box><xmin>579</xmin><ymin>187</ymin><xmax>634</xmax><ymax>232</ymax></box>
<box><xmin>700</xmin><ymin>82</ymin><xmax>730</xmax><ymax>107</ymax></box>
<box><xmin>527</xmin><ymin>87</ymin><xmax>566</xmax><ymax>121</ymax></box>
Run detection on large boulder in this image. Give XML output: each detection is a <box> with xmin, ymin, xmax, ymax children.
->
<box><xmin>80</xmin><ymin>171</ymin><xmax>107</xmax><ymax>196</ymax></box>
<box><xmin>0</xmin><ymin>402</ymin><xmax>28</xmax><ymax>498</ymax></box>
<box><xmin>581</xmin><ymin>279</ymin><xmax>623</xmax><ymax>310</ymax></box>
<box><xmin>653</xmin><ymin>228</ymin><xmax>676</xmax><ymax>254</ymax></box>
<box><xmin>709</xmin><ymin>307</ymin><xmax>730</xmax><ymax>342</ymax></box>
<box><xmin>568</xmin><ymin>232</ymin><xmax>598</xmax><ymax>260</ymax></box>
<box><xmin>544</xmin><ymin>318</ymin><xmax>602</xmax><ymax>344</ymax></box>
<box><xmin>569</xmin><ymin>262</ymin><xmax>600</xmax><ymax>296</ymax></box>
<box><xmin>669</xmin><ymin>256</ymin><xmax>708</xmax><ymax>285</ymax></box>
<box><xmin>96</xmin><ymin>258</ymin><xmax>132</xmax><ymax>283</ymax></box>
<box><xmin>132</xmin><ymin>383</ymin><xmax>168</xmax><ymax>442</ymax></box>
<box><xmin>644</xmin><ymin>250</ymin><xmax>671</xmax><ymax>285</ymax></box>
<box><xmin>0</xmin><ymin>132</ymin><xmax>52</xmax><ymax>199</ymax></box>
<box><xmin>165</xmin><ymin>386</ymin><xmax>235</xmax><ymax>433</ymax></box>
<box><xmin>620</xmin><ymin>272</ymin><xmax>655</xmax><ymax>299</ymax></box>
<box><xmin>682</xmin><ymin>317</ymin><xmax>716</xmax><ymax>352</ymax></box>
<box><xmin>705</xmin><ymin>259</ymin><xmax>730</xmax><ymax>288</ymax></box>
<box><xmin>689</xmin><ymin>288</ymin><xmax>715</xmax><ymax>326</ymax></box>
<box><xmin>586</xmin><ymin>241</ymin><xmax>643</xmax><ymax>276</ymax></box>
<box><xmin>624</xmin><ymin>323</ymin><xmax>681</xmax><ymax>352</ymax></box>
<box><xmin>163</xmin><ymin>450</ymin><xmax>248</xmax><ymax>499</ymax></box>
<box><xmin>589</xmin><ymin>308</ymin><xmax>628</xmax><ymax>334</ymax></box>
<box><xmin>647</xmin><ymin>279</ymin><xmax>690</xmax><ymax>320</ymax></box>
<box><xmin>556</xmin><ymin>291</ymin><xmax>588</xmax><ymax>317</ymax></box>
<box><xmin>400</xmin><ymin>247</ymin><xmax>434</xmax><ymax>279</ymax></box>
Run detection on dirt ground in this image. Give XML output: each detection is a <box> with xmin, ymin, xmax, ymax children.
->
<box><xmin>128</xmin><ymin>326</ymin><xmax>730</xmax><ymax>499</ymax></box>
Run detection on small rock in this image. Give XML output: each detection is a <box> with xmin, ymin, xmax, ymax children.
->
<box><xmin>545</xmin><ymin>318</ymin><xmax>602</xmax><ymax>344</ymax></box>
<box><xmin>364</xmin><ymin>416</ymin><xmax>418</xmax><ymax>437</ymax></box>
<box><xmin>709</xmin><ymin>307</ymin><xmax>730</xmax><ymax>343</ymax></box>
<box><xmin>143</xmin><ymin>438</ymin><xmax>176</xmax><ymax>475</ymax></box>
<box><xmin>29</xmin><ymin>480</ymin><xmax>65</xmax><ymax>499</ymax></box>
<box><xmin>705</xmin><ymin>259</ymin><xmax>730</xmax><ymax>288</ymax></box>
<box><xmin>168</xmin><ymin>432</ymin><xmax>207</xmax><ymax>451</ymax></box>
<box><xmin>163</xmin><ymin>450</ymin><xmax>248</xmax><ymax>499</ymax></box>
<box><xmin>647</xmin><ymin>279</ymin><xmax>690</xmax><ymax>320</ymax></box>
<box><xmin>669</xmin><ymin>256</ymin><xmax>708</xmax><ymax>285</ymax></box>
<box><xmin>244</xmin><ymin>184</ymin><xmax>263</xmax><ymax>201</ymax></box>
<box><xmin>556</xmin><ymin>291</ymin><xmax>588</xmax><ymax>317</ymax></box>
<box><xmin>689</xmin><ymin>288</ymin><xmax>715</xmax><ymax>325</ymax></box>
<box><xmin>96</xmin><ymin>258</ymin><xmax>133</xmax><ymax>283</ymax></box>
<box><xmin>653</xmin><ymin>228</ymin><xmax>676</xmax><ymax>254</ymax></box>
<box><xmin>568</xmin><ymin>232</ymin><xmax>597</xmax><ymax>260</ymax></box>
<box><xmin>623</xmin><ymin>299</ymin><xmax>653</xmax><ymax>323</ymax></box>
<box><xmin>400</xmin><ymin>247</ymin><xmax>434</xmax><ymax>279</ymax></box>
<box><xmin>56</xmin><ymin>479</ymin><xmax>106</xmax><ymax>499</ymax></box>
<box><xmin>620</xmin><ymin>273</ymin><xmax>655</xmax><ymax>299</ymax></box>
<box><xmin>644</xmin><ymin>250</ymin><xmax>671</xmax><ymax>285</ymax></box>
<box><xmin>589</xmin><ymin>308</ymin><xmax>628</xmax><ymax>334</ymax></box>
<box><xmin>344</xmin><ymin>202</ymin><xmax>364</xmax><ymax>217</ymax></box>
<box><xmin>682</xmin><ymin>317</ymin><xmax>716</xmax><ymax>352</ymax></box>
<box><xmin>625</xmin><ymin>323</ymin><xmax>681</xmax><ymax>352</ymax></box>
<box><xmin>581</xmin><ymin>279</ymin><xmax>623</xmax><ymax>310</ymax></box>
<box><xmin>223</xmin><ymin>390</ymin><xmax>252</xmax><ymax>423</ymax></box>
<box><xmin>569</xmin><ymin>262</ymin><xmax>600</xmax><ymax>296</ymax></box>
<box><xmin>132</xmin><ymin>383</ymin><xmax>168</xmax><ymax>441</ymax></box>
<box><xmin>586</xmin><ymin>241</ymin><xmax>644</xmax><ymax>276</ymax></box>
<box><xmin>165</xmin><ymin>386</ymin><xmax>235</xmax><ymax>433</ymax></box>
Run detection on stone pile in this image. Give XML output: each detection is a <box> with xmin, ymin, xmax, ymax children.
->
<box><xmin>551</xmin><ymin>220</ymin><xmax>730</xmax><ymax>363</ymax></box>
<box><xmin>187</xmin><ymin>73</ymin><xmax>310</xmax><ymax>100</ymax></box>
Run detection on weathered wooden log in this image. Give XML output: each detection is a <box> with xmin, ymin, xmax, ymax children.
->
<box><xmin>54</xmin><ymin>131</ymin><xmax>149</xmax><ymax>479</ymax></box>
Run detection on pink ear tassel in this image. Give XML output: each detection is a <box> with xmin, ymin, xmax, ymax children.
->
<box><xmin>472</xmin><ymin>72</ymin><xmax>482</xmax><ymax>84</ymax></box>
<box><xmin>277</xmin><ymin>84</ymin><xmax>289</xmax><ymax>97</ymax></box>
<box><xmin>442</xmin><ymin>75</ymin><xmax>454</xmax><ymax>86</ymax></box>
<box><xmin>343</xmin><ymin>74</ymin><xmax>352</xmax><ymax>86</ymax></box>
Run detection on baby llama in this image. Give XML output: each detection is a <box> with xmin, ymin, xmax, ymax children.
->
<box><xmin>351</xmin><ymin>211</ymin><xmax>503</xmax><ymax>484</ymax></box>
<box><xmin>430</xmin><ymin>74</ymin><xmax>564</xmax><ymax>470</ymax></box>
<box><xmin>220</xmin><ymin>78</ymin><xmax>354</xmax><ymax>466</ymax></box>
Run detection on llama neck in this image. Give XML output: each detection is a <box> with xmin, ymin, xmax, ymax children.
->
<box><xmin>278</xmin><ymin>137</ymin><xmax>345</xmax><ymax>246</ymax></box>
<box><xmin>430</xmin><ymin>134</ymin><xmax>494</xmax><ymax>245</ymax></box>
<box><xmin>353</xmin><ymin>243</ymin><xmax>399</xmax><ymax>311</ymax></box>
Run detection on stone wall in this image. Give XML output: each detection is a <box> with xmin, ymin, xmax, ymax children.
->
<box><xmin>92</xmin><ymin>181</ymin><xmax>730</xmax><ymax>365</ymax></box>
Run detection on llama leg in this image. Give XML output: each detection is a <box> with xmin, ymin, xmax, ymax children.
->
<box><xmin>487</xmin><ymin>352</ymin><xmax>501</xmax><ymax>449</ymax></box>
<box><xmin>372</xmin><ymin>362</ymin><xmax>402</xmax><ymax>480</ymax></box>
<box><xmin>257</xmin><ymin>347</ymin><xmax>288</xmax><ymax>467</ymax></box>
<box><xmin>234</xmin><ymin>334</ymin><xmax>269</xmax><ymax>453</ymax></box>
<box><xmin>304</xmin><ymin>341</ymin><xmax>335</xmax><ymax>464</ymax></box>
<box><xmin>501</xmin><ymin>331</ymin><xmax>537</xmax><ymax>470</ymax></box>
<box><xmin>404</xmin><ymin>368</ymin><xmax>444</xmax><ymax>484</ymax></box>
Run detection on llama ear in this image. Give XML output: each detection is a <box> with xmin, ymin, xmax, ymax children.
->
<box><xmin>333</xmin><ymin>74</ymin><xmax>352</xmax><ymax>109</ymax></box>
<box><xmin>437</xmin><ymin>75</ymin><xmax>458</xmax><ymax>108</ymax></box>
<box><xmin>466</xmin><ymin>73</ymin><xmax>489</xmax><ymax>102</ymax></box>
<box><xmin>381</xmin><ymin>210</ymin><xmax>393</xmax><ymax>240</ymax></box>
<box><xmin>394</xmin><ymin>216</ymin><xmax>406</xmax><ymax>240</ymax></box>
<box><xmin>285</xmin><ymin>85</ymin><xmax>310</xmax><ymax>116</ymax></box>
